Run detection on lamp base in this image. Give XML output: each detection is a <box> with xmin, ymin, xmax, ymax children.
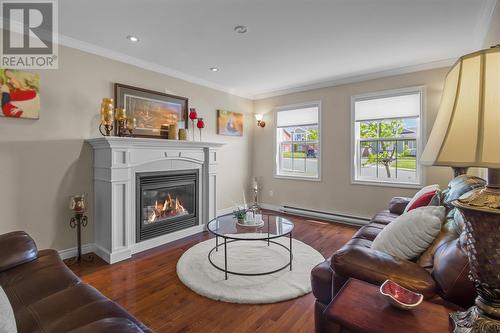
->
<box><xmin>451</xmin><ymin>168</ymin><xmax>500</xmax><ymax>333</ymax></box>
<box><xmin>452</xmin><ymin>167</ymin><xmax>469</xmax><ymax>178</ymax></box>
<box><xmin>450</xmin><ymin>305</ymin><xmax>500</xmax><ymax>333</ymax></box>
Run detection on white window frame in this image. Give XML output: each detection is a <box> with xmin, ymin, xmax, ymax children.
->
<box><xmin>351</xmin><ymin>86</ymin><xmax>425</xmax><ymax>188</ymax></box>
<box><xmin>274</xmin><ymin>101</ymin><xmax>322</xmax><ymax>181</ymax></box>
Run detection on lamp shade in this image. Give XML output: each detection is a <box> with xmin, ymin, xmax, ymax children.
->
<box><xmin>421</xmin><ymin>47</ymin><xmax>500</xmax><ymax>168</ymax></box>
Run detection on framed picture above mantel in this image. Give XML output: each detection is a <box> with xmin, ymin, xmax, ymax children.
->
<box><xmin>114</xmin><ymin>83</ymin><xmax>188</xmax><ymax>138</ymax></box>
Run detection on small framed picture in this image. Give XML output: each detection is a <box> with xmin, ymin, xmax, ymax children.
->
<box><xmin>115</xmin><ymin>83</ymin><xmax>188</xmax><ymax>138</ymax></box>
<box><xmin>217</xmin><ymin>110</ymin><xmax>243</xmax><ymax>136</ymax></box>
<box><xmin>0</xmin><ymin>69</ymin><xmax>40</xmax><ymax>119</ymax></box>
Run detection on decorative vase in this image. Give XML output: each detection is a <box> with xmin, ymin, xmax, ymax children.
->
<box><xmin>168</xmin><ymin>123</ymin><xmax>178</xmax><ymax>140</ymax></box>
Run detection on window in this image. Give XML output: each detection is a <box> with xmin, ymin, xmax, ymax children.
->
<box><xmin>275</xmin><ymin>102</ymin><xmax>321</xmax><ymax>180</ymax></box>
<box><xmin>352</xmin><ymin>87</ymin><xmax>424</xmax><ymax>187</ymax></box>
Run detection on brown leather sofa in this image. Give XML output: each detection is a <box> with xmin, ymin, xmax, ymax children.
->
<box><xmin>0</xmin><ymin>231</ymin><xmax>153</xmax><ymax>333</ymax></box>
<box><xmin>311</xmin><ymin>175</ymin><xmax>486</xmax><ymax>333</ymax></box>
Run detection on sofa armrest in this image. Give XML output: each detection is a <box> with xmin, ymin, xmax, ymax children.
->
<box><xmin>388</xmin><ymin>197</ymin><xmax>412</xmax><ymax>215</ymax></box>
<box><xmin>0</xmin><ymin>231</ymin><xmax>38</xmax><ymax>272</ymax></box>
<box><xmin>332</xmin><ymin>246</ymin><xmax>436</xmax><ymax>298</ymax></box>
<box><xmin>311</xmin><ymin>258</ymin><xmax>334</xmax><ymax>305</ymax></box>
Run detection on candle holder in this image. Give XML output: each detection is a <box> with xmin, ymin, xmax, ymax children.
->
<box><xmin>115</xmin><ymin>108</ymin><xmax>134</xmax><ymax>136</ymax></box>
<box><xmin>189</xmin><ymin>108</ymin><xmax>198</xmax><ymax>141</ymax></box>
<box><xmin>66</xmin><ymin>195</ymin><xmax>93</xmax><ymax>266</ymax></box>
<box><xmin>99</xmin><ymin>98</ymin><xmax>114</xmax><ymax>136</ymax></box>
<box><xmin>251</xmin><ymin>177</ymin><xmax>260</xmax><ymax>209</ymax></box>
<box><xmin>196</xmin><ymin>117</ymin><xmax>205</xmax><ymax>142</ymax></box>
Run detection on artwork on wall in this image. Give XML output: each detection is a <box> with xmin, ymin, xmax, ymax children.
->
<box><xmin>0</xmin><ymin>69</ymin><xmax>40</xmax><ymax>119</ymax></box>
<box><xmin>217</xmin><ymin>110</ymin><xmax>243</xmax><ymax>136</ymax></box>
<box><xmin>114</xmin><ymin>83</ymin><xmax>188</xmax><ymax>138</ymax></box>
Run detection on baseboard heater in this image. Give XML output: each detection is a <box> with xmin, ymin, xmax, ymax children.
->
<box><xmin>280</xmin><ymin>205</ymin><xmax>371</xmax><ymax>226</ymax></box>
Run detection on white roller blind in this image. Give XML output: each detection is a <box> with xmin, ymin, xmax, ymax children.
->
<box><xmin>354</xmin><ymin>93</ymin><xmax>421</xmax><ymax>122</ymax></box>
<box><xmin>276</xmin><ymin>106</ymin><xmax>319</xmax><ymax>127</ymax></box>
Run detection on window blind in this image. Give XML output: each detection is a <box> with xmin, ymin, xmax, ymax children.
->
<box><xmin>354</xmin><ymin>93</ymin><xmax>421</xmax><ymax>122</ymax></box>
<box><xmin>276</xmin><ymin>106</ymin><xmax>319</xmax><ymax>128</ymax></box>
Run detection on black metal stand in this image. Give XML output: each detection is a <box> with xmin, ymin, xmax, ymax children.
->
<box><xmin>207</xmin><ymin>233</ymin><xmax>294</xmax><ymax>280</ymax></box>
<box><xmin>65</xmin><ymin>213</ymin><xmax>93</xmax><ymax>266</ymax></box>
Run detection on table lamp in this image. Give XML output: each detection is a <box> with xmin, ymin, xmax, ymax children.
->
<box><xmin>421</xmin><ymin>46</ymin><xmax>500</xmax><ymax>332</ymax></box>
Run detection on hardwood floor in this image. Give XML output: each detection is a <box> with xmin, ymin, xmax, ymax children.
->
<box><xmin>68</xmin><ymin>213</ymin><xmax>357</xmax><ymax>333</ymax></box>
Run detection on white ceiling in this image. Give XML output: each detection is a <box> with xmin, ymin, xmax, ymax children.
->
<box><xmin>59</xmin><ymin>0</ymin><xmax>497</xmax><ymax>99</ymax></box>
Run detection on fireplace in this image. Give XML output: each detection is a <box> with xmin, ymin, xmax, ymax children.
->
<box><xmin>136</xmin><ymin>170</ymin><xmax>199</xmax><ymax>242</ymax></box>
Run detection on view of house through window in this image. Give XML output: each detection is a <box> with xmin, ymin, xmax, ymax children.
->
<box><xmin>353</xmin><ymin>89</ymin><xmax>422</xmax><ymax>185</ymax></box>
<box><xmin>276</xmin><ymin>103</ymin><xmax>320</xmax><ymax>179</ymax></box>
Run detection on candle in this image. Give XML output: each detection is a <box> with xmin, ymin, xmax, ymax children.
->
<box><xmin>115</xmin><ymin>108</ymin><xmax>126</xmax><ymax>121</ymax></box>
<box><xmin>127</xmin><ymin>117</ymin><xmax>137</xmax><ymax>130</ymax></box>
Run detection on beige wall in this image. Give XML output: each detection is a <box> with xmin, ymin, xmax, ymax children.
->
<box><xmin>253</xmin><ymin>68</ymin><xmax>456</xmax><ymax>219</ymax></box>
<box><xmin>484</xmin><ymin>2</ymin><xmax>500</xmax><ymax>47</ymax></box>
<box><xmin>0</xmin><ymin>46</ymin><xmax>253</xmax><ymax>251</ymax></box>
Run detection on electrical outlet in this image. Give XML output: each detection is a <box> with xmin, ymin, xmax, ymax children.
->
<box><xmin>269</xmin><ymin>190</ymin><xmax>274</xmax><ymax>197</ymax></box>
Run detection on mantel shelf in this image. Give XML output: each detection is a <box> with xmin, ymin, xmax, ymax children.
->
<box><xmin>86</xmin><ymin>136</ymin><xmax>226</xmax><ymax>149</ymax></box>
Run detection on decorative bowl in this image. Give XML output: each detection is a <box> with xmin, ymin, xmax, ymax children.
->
<box><xmin>379</xmin><ymin>280</ymin><xmax>424</xmax><ymax>310</ymax></box>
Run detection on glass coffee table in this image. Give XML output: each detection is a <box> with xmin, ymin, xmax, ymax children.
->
<box><xmin>206</xmin><ymin>213</ymin><xmax>294</xmax><ymax>280</ymax></box>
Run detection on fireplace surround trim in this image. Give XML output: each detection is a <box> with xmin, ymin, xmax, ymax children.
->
<box><xmin>87</xmin><ymin>137</ymin><xmax>224</xmax><ymax>264</ymax></box>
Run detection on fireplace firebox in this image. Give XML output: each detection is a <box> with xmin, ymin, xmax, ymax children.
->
<box><xmin>136</xmin><ymin>170</ymin><xmax>199</xmax><ymax>242</ymax></box>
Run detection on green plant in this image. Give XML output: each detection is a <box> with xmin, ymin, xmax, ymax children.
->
<box><xmin>233</xmin><ymin>208</ymin><xmax>247</xmax><ymax>220</ymax></box>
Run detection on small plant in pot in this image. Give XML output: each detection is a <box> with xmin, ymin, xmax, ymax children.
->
<box><xmin>233</xmin><ymin>208</ymin><xmax>247</xmax><ymax>223</ymax></box>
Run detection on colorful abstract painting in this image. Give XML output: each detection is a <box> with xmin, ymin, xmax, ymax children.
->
<box><xmin>0</xmin><ymin>69</ymin><xmax>40</xmax><ymax>119</ymax></box>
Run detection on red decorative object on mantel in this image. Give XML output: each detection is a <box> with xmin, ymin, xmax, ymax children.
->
<box><xmin>196</xmin><ymin>118</ymin><xmax>205</xmax><ymax>142</ymax></box>
<box><xmin>189</xmin><ymin>108</ymin><xmax>198</xmax><ymax>141</ymax></box>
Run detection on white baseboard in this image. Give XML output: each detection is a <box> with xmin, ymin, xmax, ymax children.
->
<box><xmin>259</xmin><ymin>203</ymin><xmax>370</xmax><ymax>226</ymax></box>
<box><xmin>58</xmin><ymin>243</ymin><xmax>95</xmax><ymax>260</ymax></box>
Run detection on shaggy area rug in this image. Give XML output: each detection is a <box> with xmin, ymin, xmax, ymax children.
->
<box><xmin>177</xmin><ymin>235</ymin><xmax>324</xmax><ymax>304</ymax></box>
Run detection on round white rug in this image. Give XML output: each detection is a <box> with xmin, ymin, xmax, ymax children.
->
<box><xmin>176</xmin><ymin>235</ymin><xmax>324</xmax><ymax>304</ymax></box>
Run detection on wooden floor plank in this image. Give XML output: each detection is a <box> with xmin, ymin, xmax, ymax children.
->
<box><xmin>68</xmin><ymin>213</ymin><xmax>357</xmax><ymax>333</ymax></box>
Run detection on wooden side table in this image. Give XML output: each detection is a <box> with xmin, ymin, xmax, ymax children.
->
<box><xmin>324</xmin><ymin>279</ymin><xmax>459</xmax><ymax>333</ymax></box>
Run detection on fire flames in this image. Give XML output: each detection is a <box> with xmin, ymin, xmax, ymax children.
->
<box><xmin>148</xmin><ymin>193</ymin><xmax>187</xmax><ymax>223</ymax></box>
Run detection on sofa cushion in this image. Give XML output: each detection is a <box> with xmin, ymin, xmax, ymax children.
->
<box><xmin>0</xmin><ymin>286</ymin><xmax>17</xmax><ymax>333</ymax></box>
<box><xmin>371</xmin><ymin>206</ymin><xmax>445</xmax><ymax>260</ymax></box>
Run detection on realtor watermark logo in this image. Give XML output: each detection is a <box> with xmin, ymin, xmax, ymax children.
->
<box><xmin>1</xmin><ymin>0</ymin><xmax>58</xmax><ymax>69</ymax></box>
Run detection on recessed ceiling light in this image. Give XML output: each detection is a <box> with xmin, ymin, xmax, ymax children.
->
<box><xmin>126</xmin><ymin>35</ymin><xmax>139</xmax><ymax>42</ymax></box>
<box><xmin>234</xmin><ymin>25</ymin><xmax>247</xmax><ymax>34</ymax></box>
<box><xmin>209</xmin><ymin>67</ymin><xmax>219</xmax><ymax>72</ymax></box>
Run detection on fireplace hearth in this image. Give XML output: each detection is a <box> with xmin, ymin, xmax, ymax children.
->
<box><xmin>136</xmin><ymin>170</ymin><xmax>198</xmax><ymax>242</ymax></box>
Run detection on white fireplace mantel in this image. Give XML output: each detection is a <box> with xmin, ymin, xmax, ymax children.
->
<box><xmin>86</xmin><ymin>137</ymin><xmax>224</xmax><ymax>263</ymax></box>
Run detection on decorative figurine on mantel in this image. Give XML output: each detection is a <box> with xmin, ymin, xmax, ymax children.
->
<box><xmin>66</xmin><ymin>194</ymin><xmax>93</xmax><ymax>265</ymax></box>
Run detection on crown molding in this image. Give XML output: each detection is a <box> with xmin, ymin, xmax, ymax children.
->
<box><xmin>252</xmin><ymin>58</ymin><xmax>456</xmax><ymax>100</ymax></box>
<box><xmin>57</xmin><ymin>33</ymin><xmax>254</xmax><ymax>100</ymax></box>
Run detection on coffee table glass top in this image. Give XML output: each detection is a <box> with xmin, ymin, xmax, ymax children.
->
<box><xmin>207</xmin><ymin>213</ymin><xmax>294</xmax><ymax>240</ymax></box>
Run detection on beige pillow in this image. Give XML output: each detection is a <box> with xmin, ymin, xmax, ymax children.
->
<box><xmin>371</xmin><ymin>206</ymin><xmax>445</xmax><ymax>260</ymax></box>
<box><xmin>0</xmin><ymin>286</ymin><xmax>17</xmax><ymax>333</ymax></box>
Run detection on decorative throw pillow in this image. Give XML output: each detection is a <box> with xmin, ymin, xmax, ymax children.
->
<box><xmin>0</xmin><ymin>286</ymin><xmax>17</xmax><ymax>333</ymax></box>
<box><xmin>406</xmin><ymin>191</ymin><xmax>436</xmax><ymax>211</ymax></box>
<box><xmin>371</xmin><ymin>206</ymin><xmax>445</xmax><ymax>260</ymax></box>
<box><xmin>404</xmin><ymin>184</ymin><xmax>440</xmax><ymax>213</ymax></box>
